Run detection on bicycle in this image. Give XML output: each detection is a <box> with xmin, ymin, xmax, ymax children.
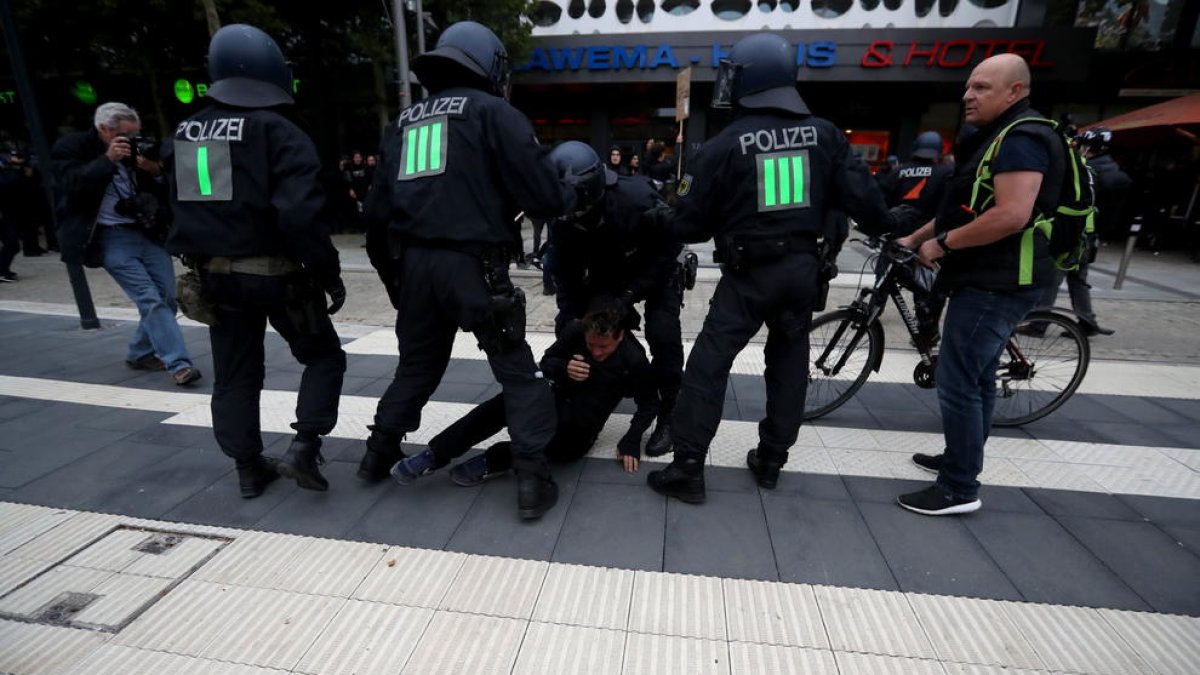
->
<box><xmin>805</xmin><ymin>236</ymin><xmax>1090</xmax><ymax>427</ymax></box>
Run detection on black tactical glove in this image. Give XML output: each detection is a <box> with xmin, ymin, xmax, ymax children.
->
<box><xmin>325</xmin><ymin>278</ymin><xmax>346</xmax><ymax>315</ymax></box>
<box><xmin>640</xmin><ymin>204</ymin><xmax>675</xmax><ymax>239</ymax></box>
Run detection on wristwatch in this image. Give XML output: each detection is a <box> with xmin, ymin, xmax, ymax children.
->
<box><xmin>935</xmin><ymin>232</ymin><xmax>953</xmax><ymax>254</ymax></box>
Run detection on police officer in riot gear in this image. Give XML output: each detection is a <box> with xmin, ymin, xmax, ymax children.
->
<box><xmin>546</xmin><ymin>141</ymin><xmax>684</xmax><ymax>457</ymax></box>
<box><xmin>362</xmin><ymin>21</ymin><xmax>572</xmax><ymax>520</ymax></box>
<box><xmin>166</xmin><ymin>24</ymin><xmax>347</xmax><ymax>499</ymax></box>
<box><xmin>646</xmin><ymin>32</ymin><xmax>901</xmax><ymax>503</ymax></box>
<box><xmin>878</xmin><ymin>130</ymin><xmax>953</xmax><ymax>344</ymax></box>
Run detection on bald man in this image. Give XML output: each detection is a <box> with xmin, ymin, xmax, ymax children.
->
<box><xmin>894</xmin><ymin>54</ymin><xmax>1061</xmax><ymax>515</ymax></box>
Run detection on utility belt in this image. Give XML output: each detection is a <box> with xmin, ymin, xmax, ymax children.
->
<box><xmin>203</xmin><ymin>255</ymin><xmax>301</xmax><ymax>276</ymax></box>
<box><xmin>713</xmin><ymin>231</ymin><xmax>818</xmax><ymax>271</ymax></box>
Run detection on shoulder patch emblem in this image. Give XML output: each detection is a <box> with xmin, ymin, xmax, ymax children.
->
<box><xmin>677</xmin><ymin>173</ymin><xmax>693</xmax><ymax>197</ymax></box>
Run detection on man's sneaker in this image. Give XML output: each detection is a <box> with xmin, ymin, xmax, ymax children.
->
<box><xmin>237</xmin><ymin>457</ymin><xmax>279</xmax><ymax>499</ymax></box>
<box><xmin>173</xmin><ymin>367</ymin><xmax>202</xmax><ymax>386</ymax></box>
<box><xmin>126</xmin><ymin>355</ymin><xmax>167</xmax><ymax>371</ymax></box>
<box><xmin>746</xmin><ymin>449</ymin><xmax>782</xmax><ymax>490</ymax></box>
<box><xmin>911</xmin><ymin>453</ymin><xmax>943</xmax><ymax>475</ymax></box>
<box><xmin>647</xmin><ymin>457</ymin><xmax>706</xmax><ymax>504</ymax></box>
<box><xmin>450</xmin><ymin>454</ymin><xmax>506</xmax><ymax>487</ymax></box>
<box><xmin>1077</xmin><ymin>321</ymin><xmax>1115</xmax><ymax>337</ymax></box>
<box><xmin>0</xmin><ymin>272</ymin><xmax>18</xmax><ymax>282</ymax></box>
<box><xmin>391</xmin><ymin>449</ymin><xmax>438</xmax><ymax>485</ymax></box>
<box><xmin>897</xmin><ymin>485</ymin><xmax>981</xmax><ymax>516</ymax></box>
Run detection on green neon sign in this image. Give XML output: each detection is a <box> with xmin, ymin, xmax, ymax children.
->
<box><xmin>174</xmin><ymin>79</ymin><xmax>195</xmax><ymax>104</ymax></box>
<box><xmin>72</xmin><ymin>81</ymin><xmax>97</xmax><ymax>105</ymax></box>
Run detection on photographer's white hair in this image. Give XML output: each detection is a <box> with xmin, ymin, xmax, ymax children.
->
<box><xmin>93</xmin><ymin>102</ymin><xmax>140</xmax><ymax>131</ymax></box>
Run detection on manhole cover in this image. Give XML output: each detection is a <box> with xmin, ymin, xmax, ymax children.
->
<box><xmin>0</xmin><ymin>525</ymin><xmax>232</xmax><ymax>632</ymax></box>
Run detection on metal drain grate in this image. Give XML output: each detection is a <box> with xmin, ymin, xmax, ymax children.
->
<box><xmin>0</xmin><ymin>525</ymin><xmax>233</xmax><ymax>633</ymax></box>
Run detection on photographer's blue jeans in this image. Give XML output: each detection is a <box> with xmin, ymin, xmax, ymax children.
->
<box><xmin>935</xmin><ymin>285</ymin><xmax>1043</xmax><ymax>500</ymax></box>
<box><xmin>99</xmin><ymin>226</ymin><xmax>193</xmax><ymax>373</ymax></box>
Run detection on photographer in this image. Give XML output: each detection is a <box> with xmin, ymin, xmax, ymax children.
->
<box><xmin>50</xmin><ymin>101</ymin><xmax>200</xmax><ymax>385</ymax></box>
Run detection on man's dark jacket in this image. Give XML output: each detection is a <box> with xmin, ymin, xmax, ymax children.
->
<box><xmin>49</xmin><ymin>129</ymin><xmax>164</xmax><ymax>265</ymax></box>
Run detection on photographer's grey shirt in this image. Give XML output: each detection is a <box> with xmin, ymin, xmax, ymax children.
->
<box><xmin>96</xmin><ymin>163</ymin><xmax>137</xmax><ymax>226</ymax></box>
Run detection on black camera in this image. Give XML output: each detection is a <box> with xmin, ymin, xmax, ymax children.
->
<box><xmin>114</xmin><ymin>192</ymin><xmax>161</xmax><ymax>233</ymax></box>
<box><xmin>117</xmin><ymin>132</ymin><xmax>160</xmax><ymax>164</ymax></box>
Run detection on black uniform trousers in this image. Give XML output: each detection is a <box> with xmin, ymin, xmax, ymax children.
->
<box><xmin>372</xmin><ymin>246</ymin><xmax>557</xmax><ymax>478</ymax></box>
<box><xmin>204</xmin><ymin>272</ymin><xmax>346</xmax><ymax>465</ymax></box>
<box><xmin>643</xmin><ymin>279</ymin><xmax>685</xmax><ymax>410</ymax></box>
<box><xmin>428</xmin><ymin>393</ymin><xmax>599</xmax><ymax>473</ymax></box>
<box><xmin>672</xmin><ymin>253</ymin><xmax>819</xmax><ymax>464</ymax></box>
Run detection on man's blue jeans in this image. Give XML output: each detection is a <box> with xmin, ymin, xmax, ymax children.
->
<box><xmin>935</xmin><ymin>285</ymin><xmax>1043</xmax><ymax>500</ymax></box>
<box><xmin>99</xmin><ymin>226</ymin><xmax>193</xmax><ymax>373</ymax></box>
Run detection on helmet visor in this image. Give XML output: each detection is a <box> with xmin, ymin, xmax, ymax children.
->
<box><xmin>711</xmin><ymin>59</ymin><xmax>738</xmax><ymax>109</ymax></box>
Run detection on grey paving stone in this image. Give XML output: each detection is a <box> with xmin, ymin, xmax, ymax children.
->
<box><xmin>127</xmin><ymin>424</ymin><xmax>221</xmax><ymax>450</ymax></box>
<box><xmin>842</xmin><ymin>476</ymin><xmax>932</xmax><ymax>504</ymax></box>
<box><xmin>1154</xmin><ymin>425</ymin><xmax>1200</xmax><ymax>449</ymax></box>
<box><xmin>76</xmin><ymin>445</ymin><xmax>232</xmax><ymax>519</ymax></box>
<box><xmin>163</xmin><ymin>468</ymin><xmax>301</xmax><ymax>529</ymax></box>
<box><xmin>1158</xmin><ymin>522</ymin><xmax>1200</xmax><ymax>555</ymax></box>
<box><xmin>553</xmin><ymin>482</ymin><xmax>664</xmax><ymax>571</ymax></box>
<box><xmin>1057</xmin><ymin>516</ymin><xmax>1200</xmax><ymax>616</ymax></box>
<box><xmin>664</xmin><ymin>489</ymin><xmax>777</xmax><ymax>581</ymax></box>
<box><xmin>1116</xmin><ymin>494</ymin><xmax>1200</xmax><ymax>525</ymax></box>
<box><xmin>344</xmin><ymin>469</ymin><xmax>481</xmax><ymax>549</ymax></box>
<box><xmin>729</xmin><ymin>374</ymin><xmax>766</xmax><ymax>402</ymax></box>
<box><xmin>0</xmin><ymin>396</ymin><xmax>51</xmax><ymax>421</ymax></box>
<box><xmin>339</xmin><ymin>375</ymin><xmax>379</xmax><ymax>396</ymax></box>
<box><xmin>263</xmin><ymin>369</ymin><xmax>304</xmax><ymax>391</ymax></box>
<box><xmin>761</xmin><ymin>492</ymin><xmax>897</xmax><ymax>590</ymax></box>
<box><xmin>858</xmin><ymin>502</ymin><xmax>1022</xmax><ymax>600</ymax></box>
<box><xmin>816</xmin><ymin>404</ymin><xmax>889</xmax><ymax>431</ymax></box>
<box><xmin>442</xmin><ymin>360</ymin><xmax>495</xmax><ymax>384</ymax></box>
<box><xmin>446</xmin><ymin>461</ymin><xmax>584</xmax><ymax>560</ymax></box>
<box><xmin>315</xmin><ymin>436</ymin><xmax>367</xmax><ymax>464</ymax></box>
<box><xmin>768</xmin><ymin>472</ymin><xmax>851</xmax><ymax>501</ymax></box>
<box><xmin>976</xmin><ymin>486</ymin><xmax>1044</xmax><ymax>514</ymax></box>
<box><xmin>1092</xmin><ymin>394</ymin><xmax>1196</xmax><ymax>426</ymax></box>
<box><xmin>1023</xmin><ymin>417</ymin><xmax>1109</xmax><ymax>443</ymax></box>
<box><xmin>9</xmin><ymin>439</ymin><xmax>180</xmax><ymax>509</ymax></box>
<box><xmin>579</xmin><ymin>457</ymin><xmax>648</xmax><ymax>487</ymax></box>
<box><xmin>1025</xmin><ymin>489</ymin><xmax>1143</xmax><ymax>521</ymax></box>
<box><xmin>704</xmin><ymin>465</ymin><xmax>758</xmax><ymax>494</ymax></box>
<box><xmin>1052</xmin><ymin>394</ymin><xmax>1136</xmax><ymax>424</ymax></box>
<box><xmin>865</xmin><ymin>407</ymin><xmax>942</xmax><ymax>433</ymax></box>
<box><xmin>254</xmin><ymin>461</ymin><xmax>393</xmax><ymax>538</ymax></box>
<box><xmin>353</xmin><ymin>377</ymin><xmax>394</xmax><ymax>398</ymax></box>
<box><xmin>345</xmin><ymin>354</ymin><xmax>394</xmax><ymax>379</ymax></box>
<box><xmin>735</xmin><ymin>399</ymin><xmax>766</xmax><ymax>422</ymax></box>
<box><xmin>963</xmin><ymin>510</ymin><xmax>1150</xmax><ymax>611</ymax></box>
<box><xmin>1089</xmin><ymin>421</ymin><xmax>1183</xmax><ymax>448</ymax></box>
<box><xmin>74</xmin><ymin>409</ymin><xmax>173</xmax><ymax>433</ymax></box>
<box><xmin>0</xmin><ymin>428</ymin><xmax>133</xmax><ymax>489</ymax></box>
<box><xmin>1146</xmin><ymin>397</ymin><xmax>1200</xmax><ymax>421</ymax></box>
<box><xmin>431</xmin><ymin>382</ymin><xmax>496</xmax><ymax>405</ymax></box>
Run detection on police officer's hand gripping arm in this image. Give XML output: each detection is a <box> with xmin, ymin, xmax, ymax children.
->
<box><xmin>267</xmin><ymin>122</ymin><xmax>345</xmax><ymax>313</ymax></box>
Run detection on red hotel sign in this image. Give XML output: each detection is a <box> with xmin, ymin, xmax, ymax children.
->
<box><xmin>860</xmin><ymin>39</ymin><xmax>1054</xmax><ymax>69</ymax></box>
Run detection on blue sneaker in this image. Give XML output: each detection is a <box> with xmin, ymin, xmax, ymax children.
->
<box><xmin>449</xmin><ymin>454</ymin><xmax>506</xmax><ymax>487</ymax></box>
<box><xmin>391</xmin><ymin>449</ymin><xmax>438</xmax><ymax>485</ymax></box>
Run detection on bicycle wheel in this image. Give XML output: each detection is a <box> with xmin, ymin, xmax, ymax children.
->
<box><xmin>805</xmin><ymin>309</ymin><xmax>883</xmax><ymax>420</ymax></box>
<box><xmin>992</xmin><ymin>310</ymin><xmax>1089</xmax><ymax>427</ymax></box>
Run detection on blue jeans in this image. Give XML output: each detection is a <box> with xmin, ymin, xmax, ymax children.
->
<box><xmin>99</xmin><ymin>226</ymin><xmax>193</xmax><ymax>372</ymax></box>
<box><xmin>935</xmin><ymin>285</ymin><xmax>1043</xmax><ymax>500</ymax></box>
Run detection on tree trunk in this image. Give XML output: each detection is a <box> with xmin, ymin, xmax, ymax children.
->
<box><xmin>200</xmin><ymin>0</ymin><xmax>220</xmax><ymax>35</ymax></box>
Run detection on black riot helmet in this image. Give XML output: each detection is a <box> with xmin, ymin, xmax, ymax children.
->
<box><xmin>910</xmin><ymin>131</ymin><xmax>944</xmax><ymax>161</ymax></box>
<box><xmin>711</xmin><ymin>33</ymin><xmax>809</xmax><ymax>116</ymax></box>
<box><xmin>412</xmin><ymin>21</ymin><xmax>512</xmax><ymax>98</ymax></box>
<box><xmin>1078</xmin><ymin>126</ymin><xmax>1113</xmax><ymax>155</ymax></box>
<box><xmin>205</xmin><ymin>24</ymin><xmax>294</xmax><ymax>108</ymax></box>
<box><xmin>549</xmin><ymin>141</ymin><xmax>607</xmax><ymax>222</ymax></box>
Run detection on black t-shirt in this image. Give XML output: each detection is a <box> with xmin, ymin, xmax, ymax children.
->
<box><xmin>992</xmin><ymin>135</ymin><xmax>1050</xmax><ymax>174</ymax></box>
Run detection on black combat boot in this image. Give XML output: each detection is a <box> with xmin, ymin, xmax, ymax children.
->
<box><xmin>647</xmin><ymin>454</ymin><xmax>706</xmax><ymax>504</ymax></box>
<box><xmin>644</xmin><ymin>396</ymin><xmax>675</xmax><ymax>457</ymax></box>
<box><xmin>517</xmin><ymin>473</ymin><xmax>559</xmax><ymax>521</ymax></box>
<box><xmin>237</xmin><ymin>456</ymin><xmax>279</xmax><ymax>499</ymax></box>
<box><xmin>645</xmin><ymin>420</ymin><xmax>673</xmax><ymax>457</ymax></box>
<box><xmin>357</xmin><ymin>428</ymin><xmax>406</xmax><ymax>482</ymax></box>
<box><xmin>277</xmin><ymin>435</ymin><xmax>329</xmax><ymax>492</ymax></box>
<box><xmin>746</xmin><ymin>448</ymin><xmax>783</xmax><ymax>490</ymax></box>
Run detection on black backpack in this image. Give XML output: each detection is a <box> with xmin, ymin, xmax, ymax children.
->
<box><xmin>972</xmin><ymin>118</ymin><xmax>1097</xmax><ymax>278</ymax></box>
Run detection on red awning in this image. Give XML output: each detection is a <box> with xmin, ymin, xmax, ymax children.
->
<box><xmin>1083</xmin><ymin>94</ymin><xmax>1200</xmax><ymax>145</ymax></box>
